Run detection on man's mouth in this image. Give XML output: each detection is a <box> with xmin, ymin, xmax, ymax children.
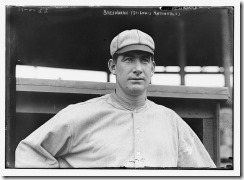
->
<box><xmin>129</xmin><ymin>78</ymin><xmax>144</xmax><ymax>81</ymax></box>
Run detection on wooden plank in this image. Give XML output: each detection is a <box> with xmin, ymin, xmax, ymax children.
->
<box><xmin>172</xmin><ymin>104</ymin><xmax>214</xmax><ymax>119</ymax></box>
<box><xmin>16</xmin><ymin>84</ymin><xmax>114</xmax><ymax>95</ymax></box>
<box><xmin>16</xmin><ymin>78</ymin><xmax>229</xmax><ymax>100</ymax></box>
<box><xmin>16</xmin><ymin>92</ymin><xmax>77</xmax><ymax>114</ymax></box>
<box><xmin>16</xmin><ymin>101</ymin><xmax>215</xmax><ymax>118</ymax></box>
<box><xmin>16</xmin><ymin>97</ymin><xmax>63</xmax><ymax>114</ymax></box>
<box><xmin>147</xmin><ymin>91</ymin><xmax>226</xmax><ymax>100</ymax></box>
<box><xmin>149</xmin><ymin>96</ymin><xmax>215</xmax><ymax>119</ymax></box>
<box><xmin>16</xmin><ymin>91</ymin><xmax>215</xmax><ymax>119</ymax></box>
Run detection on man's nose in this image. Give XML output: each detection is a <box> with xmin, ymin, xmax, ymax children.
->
<box><xmin>133</xmin><ymin>59</ymin><xmax>142</xmax><ymax>75</ymax></box>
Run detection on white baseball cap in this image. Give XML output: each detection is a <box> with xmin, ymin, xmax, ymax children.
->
<box><xmin>110</xmin><ymin>29</ymin><xmax>155</xmax><ymax>57</ymax></box>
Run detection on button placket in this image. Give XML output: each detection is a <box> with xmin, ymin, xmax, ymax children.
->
<box><xmin>133</xmin><ymin>110</ymin><xmax>144</xmax><ymax>167</ymax></box>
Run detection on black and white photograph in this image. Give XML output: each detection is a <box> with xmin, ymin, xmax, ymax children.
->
<box><xmin>2</xmin><ymin>0</ymin><xmax>241</xmax><ymax>177</ymax></box>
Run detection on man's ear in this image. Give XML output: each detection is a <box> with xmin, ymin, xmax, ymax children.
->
<box><xmin>108</xmin><ymin>59</ymin><xmax>117</xmax><ymax>75</ymax></box>
<box><xmin>151</xmin><ymin>60</ymin><xmax>156</xmax><ymax>76</ymax></box>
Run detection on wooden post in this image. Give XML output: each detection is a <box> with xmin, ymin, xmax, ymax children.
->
<box><xmin>214</xmin><ymin>103</ymin><xmax>221</xmax><ymax>167</ymax></box>
<box><xmin>221</xmin><ymin>8</ymin><xmax>233</xmax><ymax>97</ymax></box>
<box><xmin>178</xmin><ymin>20</ymin><xmax>186</xmax><ymax>85</ymax></box>
<box><xmin>6</xmin><ymin>6</ymin><xmax>17</xmax><ymax>168</ymax></box>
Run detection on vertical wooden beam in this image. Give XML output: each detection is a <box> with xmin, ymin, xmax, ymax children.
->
<box><xmin>221</xmin><ymin>8</ymin><xmax>233</xmax><ymax>97</ymax></box>
<box><xmin>178</xmin><ymin>21</ymin><xmax>186</xmax><ymax>85</ymax></box>
<box><xmin>6</xmin><ymin>6</ymin><xmax>17</xmax><ymax>168</ymax></box>
<box><xmin>214</xmin><ymin>103</ymin><xmax>221</xmax><ymax>167</ymax></box>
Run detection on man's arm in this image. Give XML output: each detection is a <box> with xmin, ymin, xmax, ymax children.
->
<box><xmin>15</xmin><ymin>114</ymin><xmax>73</xmax><ymax>168</ymax></box>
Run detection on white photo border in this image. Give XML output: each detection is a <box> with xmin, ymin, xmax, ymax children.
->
<box><xmin>1</xmin><ymin>0</ymin><xmax>241</xmax><ymax>177</ymax></box>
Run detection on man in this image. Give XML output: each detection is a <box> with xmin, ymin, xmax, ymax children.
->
<box><xmin>15</xmin><ymin>29</ymin><xmax>216</xmax><ymax>168</ymax></box>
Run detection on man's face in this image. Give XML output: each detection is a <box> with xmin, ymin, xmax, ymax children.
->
<box><xmin>110</xmin><ymin>50</ymin><xmax>155</xmax><ymax>96</ymax></box>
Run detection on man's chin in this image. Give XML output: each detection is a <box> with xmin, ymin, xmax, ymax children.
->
<box><xmin>127</xmin><ymin>85</ymin><xmax>146</xmax><ymax>96</ymax></box>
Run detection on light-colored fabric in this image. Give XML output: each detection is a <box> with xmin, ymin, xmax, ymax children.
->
<box><xmin>110</xmin><ymin>29</ymin><xmax>155</xmax><ymax>56</ymax></box>
<box><xmin>15</xmin><ymin>93</ymin><xmax>216</xmax><ymax>168</ymax></box>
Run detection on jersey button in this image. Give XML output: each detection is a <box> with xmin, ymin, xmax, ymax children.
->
<box><xmin>136</xmin><ymin>151</ymin><xmax>141</xmax><ymax>156</ymax></box>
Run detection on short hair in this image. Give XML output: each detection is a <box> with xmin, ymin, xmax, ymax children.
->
<box><xmin>112</xmin><ymin>53</ymin><xmax>119</xmax><ymax>63</ymax></box>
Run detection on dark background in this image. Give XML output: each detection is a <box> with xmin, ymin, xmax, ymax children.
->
<box><xmin>8</xmin><ymin>6</ymin><xmax>233</xmax><ymax>72</ymax></box>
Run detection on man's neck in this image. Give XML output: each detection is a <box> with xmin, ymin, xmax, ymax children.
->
<box><xmin>113</xmin><ymin>87</ymin><xmax>147</xmax><ymax>110</ymax></box>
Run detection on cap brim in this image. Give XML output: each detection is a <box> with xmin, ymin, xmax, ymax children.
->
<box><xmin>116</xmin><ymin>44</ymin><xmax>154</xmax><ymax>55</ymax></box>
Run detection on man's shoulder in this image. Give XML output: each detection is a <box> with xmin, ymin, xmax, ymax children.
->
<box><xmin>59</xmin><ymin>94</ymin><xmax>110</xmax><ymax>114</ymax></box>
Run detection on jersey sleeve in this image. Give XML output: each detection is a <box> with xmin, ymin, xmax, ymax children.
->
<box><xmin>15</xmin><ymin>113</ymin><xmax>73</xmax><ymax>168</ymax></box>
<box><xmin>175</xmin><ymin>114</ymin><xmax>216</xmax><ymax>168</ymax></box>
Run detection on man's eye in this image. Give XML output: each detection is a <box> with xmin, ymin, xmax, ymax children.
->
<box><xmin>141</xmin><ymin>58</ymin><xmax>150</xmax><ymax>63</ymax></box>
<box><xmin>124</xmin><ymin>57</ymin><xmax>133</xmax><ymax>62</ymax></box>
